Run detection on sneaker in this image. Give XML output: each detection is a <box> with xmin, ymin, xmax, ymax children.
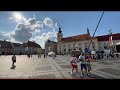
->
<box><xmin>81</xmin><ymin>72</ymin><xmax>84</xmax><ymax>75</ymax></box>
<box><xmin>88</xmin><ymin>72</ymin><xmax>91</xmax><ymax>75</ymax></box>
<box><xmin>71</xmin><ymin>72</ymin><xmax>73</xmax><ymax>74</ymax></box>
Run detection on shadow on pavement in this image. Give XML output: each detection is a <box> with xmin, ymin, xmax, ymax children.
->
<box><xmin>10</xmin><ymin>65</ymin><xmax>16</xmax><ymax>70</ymax></box>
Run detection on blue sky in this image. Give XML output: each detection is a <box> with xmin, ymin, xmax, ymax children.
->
<box><xmin>0</xmin><ymin>11</ymin><xmax>120</xmax><ymax>48</ymax></box>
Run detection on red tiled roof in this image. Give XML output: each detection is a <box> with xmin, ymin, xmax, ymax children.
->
<box><xmin>96</xmin><ymin>33</ymin><xmax>120</xmax><ymax>42</ymax></box>
<box><xmin>61</xmin><ymin>34</ymin><xmax>91</xmax><ymax>42</ymax></box>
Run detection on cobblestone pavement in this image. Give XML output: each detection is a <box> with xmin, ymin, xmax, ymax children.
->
<box><xmin>0</xmin><ymin>55</ymin><xmax>120</xmax><ymax>79</ymax></box>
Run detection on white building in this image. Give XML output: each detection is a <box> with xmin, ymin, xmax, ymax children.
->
<box><xmin>96</xmin><ymin>33</ymin><xmax>120</xmax><ymax>52</ymax></box>
<box><xmin>57</xmin><ymin>28</ymin><xmax>98</xmax><ymax>55</ymax></box>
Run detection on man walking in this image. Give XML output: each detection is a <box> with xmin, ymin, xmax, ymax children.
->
<box><xmin>79</xmin><ymin>53</ymin><xmax>88</xmax><ymax>75</ymax></box>
<box><xmin>12</xmin><ymin>54</ymin><xmax>16</xmax><ymax>66</ymax></box>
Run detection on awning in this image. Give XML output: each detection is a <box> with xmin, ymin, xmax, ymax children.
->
<box><xmin>48</xmin><ymin>51</ymin><xmax>55</xmax><ymax>55</ymax></box>
<box><xmin>115</xmin><ymin>42</ymin><xmax>120</xmax><ymax>45</ymax></box>
<box><xmin>91</xmin><ymin>51</ymin><xmax>96</xmax><ymax>54</ymax></box>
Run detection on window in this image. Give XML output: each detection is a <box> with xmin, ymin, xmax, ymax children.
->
<box><xmin>92</xmin><ymin>42</ymin><xmax>94</xmax><ymax>44</ymax></box>
<box><xmin>68</xmin><ymin>49</ymin><xmax>70</xmax><ymax>52</ymax></box>
<box><xmin>85</xmin><ymin>43</ymin><xmax>87</xmax><ymax>45</ymax></box>
<box><xmin>79</xmin><ymin>48</ymin><xmax>81</xmax><ymax>50</ymax></box>
<box><xmin>58</xmin><ymin>35</ymin><xmax>60</xmax><ymax>38</ymax></box>
<box><xmin>99</xmin><ymin>43</ymin><xmax>101</xmax><ymax>45</ymax></box>
<box><xmin>93</xmin><ymin>46</ymin><xmax>95</xmax><ymax>48</ymax></box>
<box><xmin>79</xmin><ymin>43</ymin><xmax>81</xmax><ymax>46</ymax></box>
<box><xmin>59</xmin><ymin>45</ymin><xmax>61</xmax><ymax>48</ymax></box>
<box><xmin>64</xmin><ymin>49</ymin><xmax>66</xmax><ymax>51</ymax></box>
<box><xmin>64</xmin><ymin>45</ymin><xmax>66</xmax><ymax>47</ymax></box>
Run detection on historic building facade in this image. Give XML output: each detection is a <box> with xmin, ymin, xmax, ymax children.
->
<box><xmin>57</xmin><ymin>28</ymin><xmax>98</xmax><ymax>55</ymax></box>
<box><xmin>0</xmin><ymin>40</ymin><xmax>42</xmax><ymax>55</ymax></box>
<box><xmin>45</xmin><ymin>39</ymin><xmax>57</xmax><ymax>54</ymax></box>
<box><xmin>96</xmin><ymin>33</ymin><xmax>120</xmax><ymax>52</ymax></box>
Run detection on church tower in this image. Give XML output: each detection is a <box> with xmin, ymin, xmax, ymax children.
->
<box><xmin>57</xmin><ymin>27</ymin><xmax>63</xmax><ymax>42</ymax></box>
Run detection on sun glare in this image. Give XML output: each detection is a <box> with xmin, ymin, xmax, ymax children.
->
<box><xmin>13</xmin><ymin>13</ymin><xmax>22</xmax><ymax>20</ymax></box>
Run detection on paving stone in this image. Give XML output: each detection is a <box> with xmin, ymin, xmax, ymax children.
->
<box><xmin>68</xmin><ymin>72</ymin><xmax>104</xmax><ymax>79</ymax></box>
<box><xmin>35</xmin><ymin>66</ymin><xmax>52</xmax><ymax>71</ymax></box>
<box><xmin>60</xmin><ymin>65</ymin><xmax>72</xmax><ymax>69</ymax></box>
<box><xmin>98</xmin><ymin>68</ymin><xmax>120</xmax><ymax>76</ymax></box>
<box><xmin>54</xmin><ymin>58</ymin><xmax>62</xmax><ymax>61</ymax></box>
<box><xmin>99</xmin><ymin>62</ymin><xmax>111</xmax><ymax>65</ymax></box>
<box><xmin>56</xmin><ymin>62</ymin><xmax>66</xmax><ymax>64</ymax></box>
<box><xmin>28</xmin><ymin>74</ymin><xmax>56</xmax><ymax>79</ymax></box>
<box><xmin>37</xmin><ymin>63</ymin><xmax>50</xmax><ymax>65</ymax></box>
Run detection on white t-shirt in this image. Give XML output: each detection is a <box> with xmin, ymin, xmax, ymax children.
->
<box><xmin>79</xmin><ymin>55</ymin><xmax>86</xmax><ymax>64</ymax></box>
<box><xmin>71</xmin><ymin>57</ymin><xmax>77</xmax><ymax>65</ymax></box>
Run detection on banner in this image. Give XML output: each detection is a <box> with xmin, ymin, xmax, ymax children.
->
<box><xmin>109</xmin><ymin>36</ymin><xmax>113</xmax><ymax>46</ymax></box>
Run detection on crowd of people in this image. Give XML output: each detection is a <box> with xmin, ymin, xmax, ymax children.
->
<box><xmin>70</xmin><ymin>50</ymin><xmax>119</xmax><ymax>77</ymax></box>
<box><xmin>70</xmin><ymin>53</ymin><xmax>93</xmax><ymax>77</ymax></box>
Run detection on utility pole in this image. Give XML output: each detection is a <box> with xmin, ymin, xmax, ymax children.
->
<box><xmin>88</xmin><ymin>11</ymin><xmax>104</xmax><ymax>51</ymax></box>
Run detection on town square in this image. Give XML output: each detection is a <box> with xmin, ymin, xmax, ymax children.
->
<box><xmin>0</xmin><ymin>11</ymin><xmax>120</xmax><ymax>79</ymax></box>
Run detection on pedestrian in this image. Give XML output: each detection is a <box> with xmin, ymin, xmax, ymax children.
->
<box><xmin>70</xmin><ymin>54</ymin><xmax>79</xmax><ymax>77</ymax></box>
<box><xmin>101</xmin><ymin>53</ymin><xmax>104</xmax><ymax>60</ymax></box>
<box><xmin>12</xmin><ymin>54</ymin><xmax>16</xmax><ymax>67</ymax></box>
<box><xmin>79</xmin><ymin>53</ymin><xmax>87</xmax><ymax>75</ymax></box>
<box><xmin>38</xmin><ymin>54</ymin><xmax>39</xmax><ymax>58</ymax></box>
<box><xmin>44</xmin><ymin>54</ymin><xmax>45</xmax><ymax>58</ymax></box>
<box><xmin>86</xmin><ymin>54</ymin><xmax>92</xmax><ymax>75</ymax></box>
<box><xmin>116</xmin><ymin>53</ymin><xmax>119</xmax><ymax>58</ymax></box>
<box><xmin>40</xmin><ymin>54</ymin><xmax>41</xmax><ymax>58</ymax></box>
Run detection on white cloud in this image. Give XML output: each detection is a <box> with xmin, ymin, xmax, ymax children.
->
<box><xmin>0</xmin><ymin>15</ymin><xmax>59</xmax><ymax>49</ymax></box>
<box><xmin>10</xmin><ymin>15</ymin><xmax>43</xmax><ymax>42</ymax></box>
<box><xmin>31</xmin><ymin>30</ymin><xmax>57</xmax><ymax>49</ymax></box>
<box><xmin>0</xmin><ymin>32</ymin><xmax>11</xmax><ymax>40</ymax></box>
<box><xmin>43</xmin><ymin>17</ymin><xmax>54</xmax><ymax>28</ymax></box>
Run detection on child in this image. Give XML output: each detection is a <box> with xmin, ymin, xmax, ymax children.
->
<box><xmin>70</xmin><ymin>54</ymin><xmax>79</xmax><ymax>77</ymax></box>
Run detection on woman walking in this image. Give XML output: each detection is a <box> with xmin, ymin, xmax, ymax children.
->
<box><xmin>70</xmin><ymin>54</ymin><xmax>79</xmax><ymax>77</ymax></box>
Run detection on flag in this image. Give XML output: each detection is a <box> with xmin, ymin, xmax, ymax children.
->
<box><xmin>109</xmin><ymin>36</ymin><xmax>113</xmax><ymax>46</ymax></box>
